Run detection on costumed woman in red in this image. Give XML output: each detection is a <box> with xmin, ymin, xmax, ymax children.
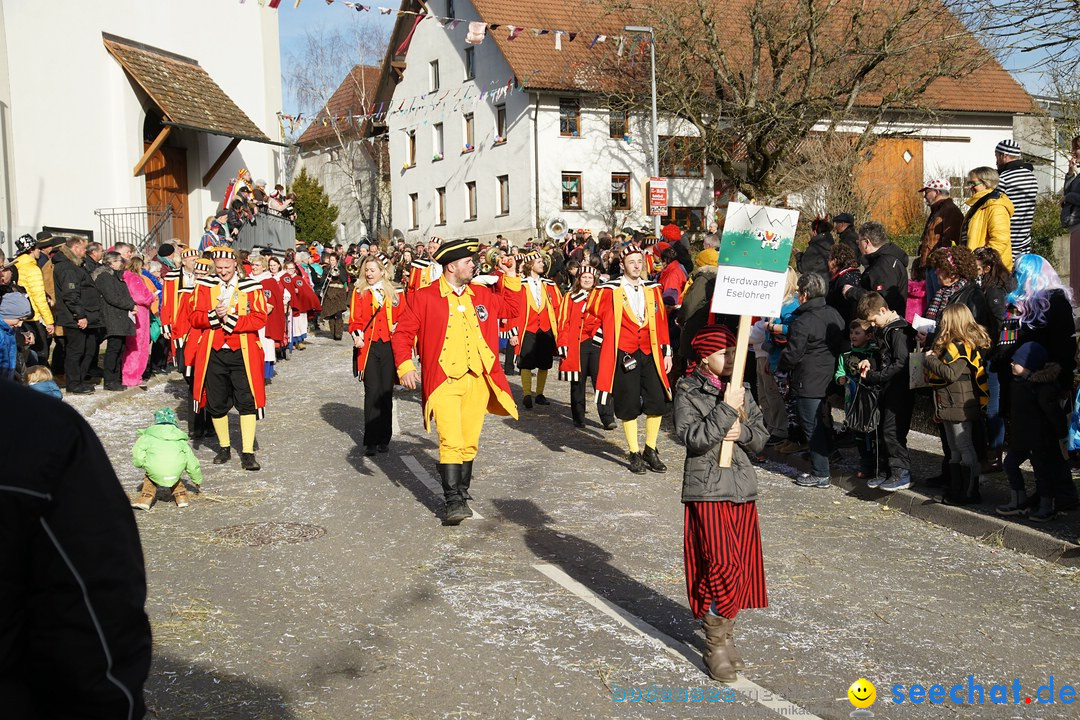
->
<box><xmin>248</xmin><ymin>254</ymin><xmax>286</xmax><ymax>384</ymax></box>
<box><xmin>673</xmin><ymin>323</ymin><xmax>769</xmax><ymax>683</ymax></box>
<box><xmin>555</xmin><ymin>265</ymin><xmax>615</xmax><ymax>429</ymax></box>
<box><xmin>281</xmin><ymin>258</ymin><xmax>321</xmax><ymax>350</ymax></box>
<box><xmin>349</xmin><ymin>253</ymin><xmax>402</xmax><ymax>457</ymax></box>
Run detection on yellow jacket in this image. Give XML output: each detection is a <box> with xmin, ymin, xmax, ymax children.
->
<box><xmin>964</xmin><ymin>188</ymin><xmax>1014</xmax><ymax>270</ymax></box>
<box><xmin>14</xmin><ymin>253</ymin><xmax>54</xmax><ymax>325</ymax></box>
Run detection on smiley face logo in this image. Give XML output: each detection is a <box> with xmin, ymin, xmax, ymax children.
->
<box><xmin>848</xmin><ymin>678</ymin><xmax>876</xmax><ymax>709</ymax></box>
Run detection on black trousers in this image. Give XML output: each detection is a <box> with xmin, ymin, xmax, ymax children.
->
<box><xmin>63</xmin><ymin>327</ymin><xmax>93</xmax><ymax>388</ymax></box>
<box><xmin>612</xmin><ymin>349</ymin><xmax>670</xmax><ymax>421</ymax></box>
<box><xmin>362</xmin><ymin>340</ymin><xmax>394</xmax><ymax>446</ymax></box>
<box><xmin>878</xmin><ymin>385</ymin><xmax>913</xmax><ymax>471</ymax></box>
<box><xmin>518</xmin><ymin>329</ymin><xmax>556</xmax><ymax>370</ymax></box>
<box><xmin>103</xmin><ymin>336</ymin><xmax>126</xmax><ymax>386</ymax></box>
<box><xmin>571</xmin><ymin>340</ymin><xmax>614</xmax><ymax>425</ymax></box>
<box><xmin>328</xmin><ymin>316</ymin><xmax>344</xmax><ymax>340</ymax></box>
<box><xmin>50</xmin><ymin>335</ymin><xmax>66</xmax><ymax>376</ymax></box>
<box><xmin>205</xmin><ymin>348</ymin><xmax>257</xmax><ymax>417</ymax></box>
<box><xmin>87</xmin><ymin>327</ymin><xmax>104</xmax><ymax>375</ymax></box>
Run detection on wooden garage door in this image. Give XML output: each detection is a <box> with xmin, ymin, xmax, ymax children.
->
<box><xmin>856</xmin><ymin>137</ymin><xmax>924</xmax><ymax>234</ymax></box>
<box><xmin>144</xmin><ymin>143</ymin><xmax>189</xmax><ymax>245</ymax></box>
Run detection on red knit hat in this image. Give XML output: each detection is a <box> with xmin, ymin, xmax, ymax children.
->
<box><xmin>691</xmin><ymin>323</ymin><xmax>736</xmax><ymax>359</ymax></box>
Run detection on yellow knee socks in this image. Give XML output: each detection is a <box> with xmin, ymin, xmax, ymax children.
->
<box><xmin>211</xmin><ymin>416</ymin><xmax>230</xmax><ymax>449</ymax></box>
<box><xmin>645</xmin><ymin>415</ymin><xmax>662</xmax><ymax>449</ymax></box>
<box><xmin>239</xmin><ymin>414</ymin><xmax>257</xmax><ymax>454</ymax></box>
<box><xmin>536</xmin><ymin>369</ymin><xmax>548</xmax><ymax>396</ymax></box>
<box><xmin>521</xmin><ymin>369</ymin><xmax>533</xmax><ymax>397</ymax></box>
<box><xmin>623</xmin><ymin>419</ymin><xmax>640</xmax><ymax>453</ymax></box>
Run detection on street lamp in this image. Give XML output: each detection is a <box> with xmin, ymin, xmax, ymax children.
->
<box><xmin>624</xmin><ymin>24</ymin><xmax>660</xmax><ymax>235</ymax></box>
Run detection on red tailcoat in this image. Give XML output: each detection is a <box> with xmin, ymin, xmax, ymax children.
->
<box><xmin>161</xmin><ymin>268</ymin><xmax>196</xmax><ymax>350</ymax></box>
<box><xmin>257</xmin><ymin>274</ymin><xmax>287</xmax><ymax>345</ymax></box>
<box><xmin>555</xmin><ymin>289</ymin><xmax>601</xmax><ymax>381</ymax></box>
<box><xmin>586</xmin><ymin>279</ymin><xmax>672</xmax><ymax>405</ymax></box>
<box><xmin>187</xmin><ymin>276</ymin><xmax>269</xmax><ymax>416</ymax></box>
<box><xmin>511</xmin><ymin>277</ymin><xmax>562</xmax><ymax>352</ymax></box>
<box><xmin>349</xmin><ymin>286</ymin><xmax>402</xmax><ymax>380</ymax></box>
<box><xmin>392</xmin><ymin>275</ymin><xmax>522</xmax><ymax>429</ymax></box>
<box><xmin>407</xmin><ymin>259</ymin><xmax>441</xmax><ymax>293</ymax></box>
<box><xmin>282</xmin><ymin>271</ymin><xmax>321</xmax><ymax>313</ymax></box>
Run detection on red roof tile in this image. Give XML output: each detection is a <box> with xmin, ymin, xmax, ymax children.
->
<box><xmin>296</xmin><ymin>65</ymin><xmax>383</xmax><ymax>146</ymax></box>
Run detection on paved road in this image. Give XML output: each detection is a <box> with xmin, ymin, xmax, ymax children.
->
<box><xmin>74</xmin><ymin>336</ymin><xmax>1080</xmax><ymax>720</ymax></box>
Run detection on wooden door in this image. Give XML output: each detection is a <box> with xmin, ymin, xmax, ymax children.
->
<box><xmin>144</xmin><ymin>143</ymin><xmax>189</xmax><ymax>244</ymax></box>
<box><xmin>856</xmin><ymin>137</ymin><xmax>924</xmax><ymax>234</ymax></box>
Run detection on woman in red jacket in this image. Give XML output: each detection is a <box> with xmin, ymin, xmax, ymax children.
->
<box><xmin>556</xmin><ymin>266</ymin><xmax>615</xmax><ymax>429</ymax></box>
<box><xmin>349</xmin><ymin>253</ymin><xmax>402</xmax><ymax>456</ymax></box>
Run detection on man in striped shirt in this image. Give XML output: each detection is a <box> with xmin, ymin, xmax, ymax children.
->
<box><xmin>995</xmin><ymin>138</ymin><xmax>1039</xmax><ymax>258</ymax></box>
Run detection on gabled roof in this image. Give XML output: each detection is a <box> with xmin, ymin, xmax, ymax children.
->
<box><xmin>460</xmin><ymin>0</ymin><xmax>1036</xmax><ymax>115</ymax></box>
<box><xmin>296</xmin><ymin>64</ymin><xmax>383</xmax><ymax>147</ymax></box>
<box><xmin>103</xmin><ymin>33</ymin><xmax>273</xmax><ymax>144</ymax></box>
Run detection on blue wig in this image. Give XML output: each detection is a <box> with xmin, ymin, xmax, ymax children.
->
<box><xmin>1007</xmin><ymin>254</ymin><xmax>1073</xmax><ymax>328</ymax></box>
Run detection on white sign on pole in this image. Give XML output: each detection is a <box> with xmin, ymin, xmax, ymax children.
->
<box><xmin>709</xmin><ymin>202</ymin><xmax>799</xmax><ymax>318</ymax></box>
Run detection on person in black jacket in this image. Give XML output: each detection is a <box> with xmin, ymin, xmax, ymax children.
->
<box><xmin>826</xmin><ymin>242</ymin><xmax>861</xmax><ymax>328</ymax></box>
<box><xmin>0</xmin><ymin>379</ymin><xmax>151</xmax><ymax>719</ymax></box>
<box><xmin>91</xmin><ymin>251</ymin><xmax>135</xmax><ymax>391</ymax></box>
<box><xmin>778</xmin><ymin>273</ymin><xmax>845</xmax><ymax>486</ymax></box>
<box><xmin>844</xmin><ymin>222</ymin><xmax>909</xmax><ymax>315</ymax></box>
<box><xmin>973</xmin><ymin>246</ymin><xmax>1015</xmax><ymax>467</ymax></box>
<box><xmin>833</xmin><ymin>213</ymin><xmax>860</xmax><ymax>259</ymax></box>
<box><xmin>796</xmin><ymin>218</ymin><xmax>834</xmax><ymax>286</ymax></box>
<box><xmin>51</xmin><ymin>236</ymin><xmax>104</xmax><ymax>394</ymax></box>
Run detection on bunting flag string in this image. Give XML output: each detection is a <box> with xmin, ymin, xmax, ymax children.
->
<box><xmin>248</xmin><ymin>0</ymin><xmax>645</xmax><ymax>55</ymax></box>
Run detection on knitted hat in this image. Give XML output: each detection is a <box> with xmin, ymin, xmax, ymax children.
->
<box><xmin>918</xmin><ymin>179</ymin><xmax>950</xmax><ymax>192</ymax></box>
<box><xmin>621</xmin><ymin>244</ymin><xmax>643</xmax><ymax>260</ymax></box>
<box><xmin>1012</xmin><ymin>341</ymin><xmax>1047</xmax><ymax>372</ymax></box>
<box><xmin>0</xmin><ymin>292</ymin><xmax>32</xmax><ymax>321</ymax></box>
<box><xmin>661</xmin><ymin>224</ymin><xmax>683</xmax><ymax>242</ymax></box>
<box><xmin>158</xmin><ymin>243</ymin><xmax>176</xmax><ymax>258</ymax></box>
<box><xmin>181</xmin><ymin>248</ymin><xmax>201</xmax><ymax>260</ymax></box>
<box><xmin>210</xmin><ymin>247</ymin><xmax>237</xmax><ymax>260</ymax></box>
<box><xmin>432</xmin><ymin>237</ymin><xmax>479</xmax><ymax>265</ymax></box>
<box><xmin>154</xmin><ymin>407</ymin><xmax>179</xmax><ymax>426</ymax></box>
<box><xmin>995</xmin><ymin>139</ymin><xmax>1021</xmax><ymax>157</ymax></box>
<box><xmin>691</xmin><ymin>323</ymin><xmax>736</xmax><ymax>359</ymax></box>
<box><xmin>694</xmin><ymin>249</ymin><xmax>719</xmax><ymax>268</ymax></box>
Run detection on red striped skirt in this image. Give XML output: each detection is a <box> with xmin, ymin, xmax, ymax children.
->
<box><xmin>684</xmin><ymin>500</ymin><xmax>768</xmax><ymax>619</ymax></box>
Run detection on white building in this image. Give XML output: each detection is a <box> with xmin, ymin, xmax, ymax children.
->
<box><xmin>375</xmin><ymin>0</ymin><xmax>1037</xmax><ymax>242</ymax></box>
<box><xmin>295</xmin><ymin>65</ymin><xmax>391</xmax><ymax>246</ymax></box>
<box><xmin>0</xmin><ymin>0</ymin><xmax>283</xmax><ymax>255</ymax></box>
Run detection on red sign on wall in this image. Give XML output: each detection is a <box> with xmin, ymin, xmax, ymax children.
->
<box><xmin>648</xmin><ymin>177</ymin><xmax>668</xmax><ymax>216</ymax></box>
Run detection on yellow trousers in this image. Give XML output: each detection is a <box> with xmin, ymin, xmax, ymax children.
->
<box><xmin>429</xmin><ymin>372</ymin><xmax>490</xmax><ymax>463</ymax></box>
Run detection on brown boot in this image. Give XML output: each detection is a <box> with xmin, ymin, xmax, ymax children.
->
<box><xmin>131</xmin><ymin>478</ymin><xmax>156</xmax><ymax>511</ymax></box>
<box><xmin>172</xmin><ymin>482</ymin><xmax>190</xmax><ymax>508</ymax></box>
<box><xmin>726</xmin><ymin>618</ymin><xmax>744</xmax><ymax>670</ymax></box>
<box><xmin>702</xmin><ymin>614</ymin><xmax>737</xmax><ymax>682</ymax></box>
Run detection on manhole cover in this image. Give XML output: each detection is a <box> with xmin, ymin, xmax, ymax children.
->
<box><xmin>214</xmin><ymin>522</ymin><xmax>327</xmax><ymax>546</ymax></box>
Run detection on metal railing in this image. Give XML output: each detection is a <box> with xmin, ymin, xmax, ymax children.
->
<box><xmin>94</xmin><ymin>205</ymin><xmax>174</xmax><ymax>256</ymax></box>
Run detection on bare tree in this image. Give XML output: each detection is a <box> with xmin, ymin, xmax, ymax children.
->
<box><xmin>286</xmin><ymin>20</ymin><xmax>390</xmax><ymax>242</ymax></box>
<box><xmin>590</xmin><ymin>0</ymin><xmax>986</xmax><ymax>203</ymax></box>
<box><xmin>961</xmin><ymin>1</ymin><xmax>1080</xmax><ymax>73</ymax></box>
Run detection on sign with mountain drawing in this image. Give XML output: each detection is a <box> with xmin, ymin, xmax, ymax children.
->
<box><xmin>710</xmin><ymin>202</ymin><xmax>799</xmax><ymax>317</ymax></box>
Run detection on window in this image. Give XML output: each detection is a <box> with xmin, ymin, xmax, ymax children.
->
<box><xmin>432</xmin><ymin>123</ymin><xmax>444</xmax><ymax>160</ymax></box>
<box><xmin>436</xmin><ymin>187</ymin><xmax>447</xmax><ymax>226</ymax></box>
<box><xmin>408</xmin><ymin>193</ymin><xmax>419</xmax><ymax>229</ymax></box>
<box><xmin>611</xmin><ymin>172</ymin><xmax>631</xmax><ymax>210</ymax></box>
<box><xmin>447</xmin><ymin>0</ymin><xmax>455</xmax><ymax>18</ymax></box>
<box><xmin>561</xmin><ymin>173</ymin><xmax>582</xmax><ymax>210</ymax></box>
<box><xmin>466</xmin><ymin>181</ymin><xmax>477</xmax><ymax>220</ymax></box>
<box><xmin>559</xmin><ymin>98</ymin><xmax>580</xmax><ymax>137</ymax></box>
<box><xmin>609</xmin><ymin>110</ymin><xmax>628</xmax><ymax>139</ymax></box>
<box><xmin>429</xmin><ymin>60</ymin><xmax>440</xmax><ymax>92</ymax></box>
<box><xmin>495</xmin><ymin>105</ymin><xmax>507</xmax><ymax>142</ymax></box>
<box><xmin>497</xmin><ymin>175</ymin><xmax>510</xmax><ymax>215</ymax></box>
<box><xmin>406</xmin><ymin>130</ymin><xmax>416</xmax><ymax>167</ymax></box>
<box><xmin>463</xmin><ymin>113</ymin><xmax>475</xmax><ymax>151</ymax></box>
<box><xmin>464</xmin><ymin>47</ymin><xmax>475</xmax><ymax>80</ymax></box>
<box><xmin>659</xmin><ymin>135</ymin><xmax>705</xmax><ymax>177</ymax></box>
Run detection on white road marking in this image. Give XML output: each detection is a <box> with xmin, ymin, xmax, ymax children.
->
<box><xmin>401</xmin><ymin>454</ymin><xmax>485</xmax><ymax>520</ymax></box>
<box><xmin>534</xmin><ymin>562</ymin><xmax>824</xmax><ymax>719</ymax></box>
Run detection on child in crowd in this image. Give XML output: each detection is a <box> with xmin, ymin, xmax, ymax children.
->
<box><xmin>0</xmin><ymin>291</ymin><xmax>31</xmax><ymax>381</ymax></box>
<box><xmin>25</xmin><ymin>365</ymin><xmax>62</xmax><ymax>399</ymax></box>
<box><xmin>131</xmin><ymin>407</ymin><xmax>203</xmax><ymax>511</ymax></box>
<box><xmin>997</xmin><ymin>342</ymin><xmax>1069</xmax><ymax>522</ymax></box>
<box><xmin>835</xmin><ymin>319</ymin><xmax>881</xmax><ymax>483</ymax></box>
<box><xmin>857</xmin><ymin>292</ymin><xmax>917</xmax><ymax>492</ymax></box>
<box><xmin>923</xmin><ymin>304</ymin><xmax>989</xmax><ymax>505</ymax></box>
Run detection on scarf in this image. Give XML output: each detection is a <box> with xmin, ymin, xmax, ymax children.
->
<box><xmin>926</xmin><ymin>278</ymin><xmax>968</xmax><ymax>322</ymax></box>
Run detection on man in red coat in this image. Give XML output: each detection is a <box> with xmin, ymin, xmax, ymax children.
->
<box><xmin>393</xmin><ymin>237</ymin><xmax>521</xmax><ymax>525</ymax></box>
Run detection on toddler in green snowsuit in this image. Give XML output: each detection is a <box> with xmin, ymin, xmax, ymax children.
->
<box><xmin>130</xmin><ymin>408</ymin><xmax>203</xmax><ymax>510</ymax></box>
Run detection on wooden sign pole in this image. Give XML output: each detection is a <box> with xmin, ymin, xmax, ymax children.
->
<box><xmin>718</xmin><ymin>314</ymin><xmax>753</xmax><ymax>468</ymax></box>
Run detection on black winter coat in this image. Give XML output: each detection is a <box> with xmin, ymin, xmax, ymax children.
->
<box><xmin>1009</xmin><ymin>363</ymin><xmax>1067</xmax><ymax>450</ymax></box>
<box><xmin>0</xmin><ymin>380</ymin><xmax>151</xmax><ymax>719</ymax></box>
<box><xmin>827</xmin><ymin>267</ymin><xmax>861</xmax><ymax>327</ymax></box>
<box><xmin>848</xmin><ymin>242</ymin><xmax>909</xmax><ymax>315</ymax></box>
<box><xmin>838</xmin><ymin>226</ymin><xmax>860</xmax><ymax>259</ymax></box>
<box><xmin>797</xmin><ymin>232</ymin><xmax>833</xmax><ymax>285</ymax></box>
<box><xmin>778</xmin><ymin>296</ymin><xmax>845</xmax><ymax>397</ymax></box>
<box><xmin>996</xmin><ymin>290</ymin><xmax>1077</xmax><ymax>390</ymax></box>
<box><xmin>674</xmin><ymin>371</ymin><xmax>768</xmax><ymax>503</ymax></box>
<box><xmin>926</xmin><ymin>282</ymin><xmax>990</xmax><ymax>347</ymax></box>
<box><xmin>51</xmin><ymin>245</ymin><xmax>103</xmax><ymax>329</ymax></box>
<box><xmin>92</xmin><ymin>265</ymin><xmax>136</xmax><ymax>338</ymax></box>
<box><xmin>864</xmin><ymin>317</ymin><xmax>916</xmax><ymax>396</ymax></box>
<box><xmin>980</xmin><ymin>281</ymin><xmax>1010</xmax><ymax>345</ymax></box>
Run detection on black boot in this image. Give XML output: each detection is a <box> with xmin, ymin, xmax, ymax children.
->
<box><xmin>439</xmin><ymin>464</ymin><xmax>469</xmax><ymax>525</ymax></box>
<box><xmin>943</xmin><ymin>465</ymin><xmax>977</xmax><ymax>505</ymax></box>
<box><xmin>241</xmin><ymin>453</ymin><xmax>261</xmax><ymax>471</ymax></box>
<box><xmin>213</xmin><ymin>447</ymin><xmax>232</xmax><ymax>465</ymax></box>
<box><xmin>460</xmin><ymin>460</ymin><xmax>475</xmax><ymax>502</ymax></box>
<box><xmin>629</xmin><ymin>452</ymin><xmax>647</xmax><ymax>474</ymax></box>
<box><xmin>642</xmin><ymin>446</ymin><xmax>667</xmax><ymax>473</ymax></box>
